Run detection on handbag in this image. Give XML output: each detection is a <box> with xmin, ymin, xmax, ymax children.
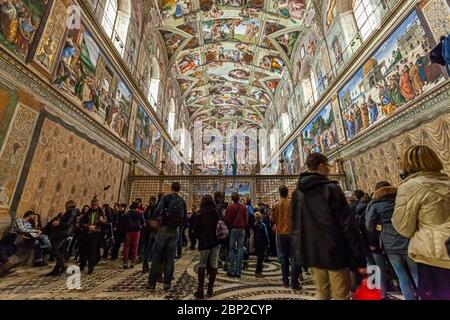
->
<box><xmin>147</xmin><ymin>218</ymin><xmax>161</xmax><ymax>231</ymax></box>
<box><xmin>352</xmin><ymin>277</ymin><xmax>381</xmax><ymax>300</ymax></box>
<box><xmin>216</xmin><ymin>219</ymin><xmax>229</xmax><ymax>240</ymax></box>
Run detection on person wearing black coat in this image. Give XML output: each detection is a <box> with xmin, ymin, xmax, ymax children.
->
<box><xmin>193</xmin><ymin>195</ymin><xmax>221</xmax><ymax>299</ymax></box>
<box><xmin>111</xmin><ymin>204</ymin><xmax>127</xmax><ymax>260</ymax></box>
<box><xmin>188</xmin><ymin>207</ymin><xmax>200</xmax><ymax>250</ymax></box>
<box><xmin>366</xmin><ymin>182</ymin><xmax>418</xmax><ymax>300</ymax></box>
<box><xmin>79</xmin><ymin>199</ymin><xmax>107</xmax><ymax>274</ymax></box>
<box><xmin>45</xmin><ymin>200</ymin><xmax>79</xmax><ymax>276</ymax></box>
<box><xmin>291</xmin><ymin>153</ymin><xmax>367</xmax><ymax>300</ymax></box>
<box><xmin>254</xmin><ymin>212</ymin><xmax>269</xmax><ymax>277</ymax></box>
<box><xmin>101</xmin><ymin>204</ymin><xmax>114</xmax><ymax>259</ymax></box>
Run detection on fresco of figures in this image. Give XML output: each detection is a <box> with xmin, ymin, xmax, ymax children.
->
<box><xmin>202</xmin><ymin>19</ymin><xmax>260</xmax><ymax>44</ymax></box>
<box><xmin>158</xmin><ymin>0</ymin><xmax>193</xmax><ymax>20</ymax></box>
<box><xmin>269</xmin><ymin>0</ymin><xmax>308</xmax><ymax>21</ymax></box>
<box><xmin>0</xmin><ymin>0</ymin><xmax>49</xmax><ymax>59</ymax></box>
<box><xmin>134</xmin><ymin>105</ymin><xmax>162</xmax><ymax>166</ymax></box>
<box><xmin>259</xmin><ymin>54</ymin><xmax>285</xmax><ymax>74</ymax></box>
<box><xmin>338</xmin><ymin>10</ymin><xmax>445</xmax><ymax>140</ymax></box>
<box><xmin>301</xmin><ymin>102</ymin><xmax>338</xmax><ymax>160</ymax></box>
<box><xmin>262</xmin><ymin>22</ymin><xmax>284</xmax><ymax>50</ymax></box>
<box><xmin>178</xmin><ymin>51</ymin><xmax>201</xmax><ymax>74</ymax></box>
<box><xmin>205</xmin><ymin>42</ymin><xmax>254</xmax><ymax>65</ymax></box>
<box><xmin>209</xmin><ymin>82</ymin><xmax>248</xmax><ymax>95</ymax></box>
<box><xmin>53</xmin><ymin>24</ymin><xmax>132</xmax><ymax>141</ymax></box>
<box><xmin>163</xmin><ymin>140</ymin><xmax>176</xmax><ymax>175</ymax></box>
<box><xmin>282</xmin><ymin>139</ymin><xmax>301</xmax><ymax>175</ymax></box>
<box><xmin>160</xmin><ymin>30</ymin><xmax>186</xmax><ymax>59</ymax></box>
<box><xmin>177</xmin><ymin>78</ymin><xmax>194</xmax><ymax>94</ymax></box>
<box><xmin>275</xmin><ymin>31</ymin><xmax>300</xmax><ymax>58</ymax></box>
<box><xmin>178</xmin><ymin>22</ymin><xmax>199</xmax><ymax>49</ymax></box>
<box><xmin>207</xmin><ymin>62</ymin><xmax>251</xmax><ymax>84</ymax></box>
<box><xmin>224</xmin><ymin>182</ymin><xmax>250</xmax><ymax>202</ymax></box>
<box><xmin>198</xmin><ymin>131</ymin><xmax>228</xmax><ymax>175</ymax></box>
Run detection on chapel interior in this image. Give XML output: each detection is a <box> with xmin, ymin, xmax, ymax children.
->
<box><xmin>0</xmin><ymin>0</ymin><xmax>449</xmax><ymax>300</ymax></box>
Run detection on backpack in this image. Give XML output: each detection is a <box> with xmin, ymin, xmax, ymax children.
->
<box><xmin>216</xmin><ymin>215</ymin><xmax>229</xmax><ymax>240</ymax></box>
<box><xmin>162</xmin><ymin>194</ymin><xmax>185</xmax><ymax>229</ymax></box>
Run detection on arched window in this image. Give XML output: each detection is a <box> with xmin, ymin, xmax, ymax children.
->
<box><xmin>281</xmin><ymin>113</ymin><xmax>290</xmax><ymax>134</ymax></box>
<box><xmin>101</xmin><ymin>0</ymin><xmax>117</xmax><ymax>38</ymax></box>
<box><xmin>179</xmin><ymin>122</ymin><xmax>186</xmax><ymax>154</ymax></box>
<box><xmin>148</xmin><ymin>59</ymin><xmax>160</xmax><ymax>109</ymax></box>
<box><xmin>168</xmin><ymin>99</ymin><xmax>176</xmax><ymax>137</ymax></box>
<box><xmin>353</xmin><ymin>0</ymin><xmax>381</xmax><ymax>41</ymax></box>
<box><xmin>99</xmin><ymin>0</ymin><xmax>131</xmax><ymax>57</ymax></box>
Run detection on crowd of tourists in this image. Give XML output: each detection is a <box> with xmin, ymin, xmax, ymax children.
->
<box><xmin>0</xmin><ymin>145</ymin><xmax>449</xmax><ymax>300</ymax></box>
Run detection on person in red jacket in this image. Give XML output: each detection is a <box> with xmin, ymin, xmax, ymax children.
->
<box><xmin>224</xmin><ymin>192</ymin><xmax>248</xmax><ymax>278</ymax></box>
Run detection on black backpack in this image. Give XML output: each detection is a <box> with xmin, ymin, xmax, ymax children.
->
<box><xmin>162</xmin><ymin>194</ymin><xmax>185</xmax><ymax>229</ymax></box>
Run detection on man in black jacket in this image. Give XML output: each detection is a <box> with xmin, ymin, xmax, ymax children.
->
<box><xmin>111</xmin><ymin>204</ymin><xmax>127</xmax><ymax>260</ymax></box>
<box><xmin>291</xmin><ymin>153</ymin><xmax>367</xmax><ymax>300</ymax></box>
<box><xmin>45</xmin><ymin>200</ymin><xmax>79</xmax><ymax>276</ymax></box>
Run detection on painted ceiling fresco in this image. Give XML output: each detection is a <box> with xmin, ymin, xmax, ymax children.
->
<box><xmin>155</xmin><ymin>0</ymin><xmax>324</xmax><ymax>129</ymax></box>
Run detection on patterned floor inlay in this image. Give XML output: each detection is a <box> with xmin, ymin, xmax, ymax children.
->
<box><xmin>0</xmin><ymin>251</ymin><xmax>404</xmax><ymax>300</ymax></box>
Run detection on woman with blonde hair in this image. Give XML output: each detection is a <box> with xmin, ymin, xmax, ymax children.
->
<box><xmin>392</xmin><ymin>145</ymin><xmax>450</xmax><ymax>300</ymax></box>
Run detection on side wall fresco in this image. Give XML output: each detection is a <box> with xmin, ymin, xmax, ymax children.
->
<box><xmin>272</xmin><ymin>1</ymin><xmax>450</xmax><ymax>191</ymax></box>
<box><xmin>0</xmin><ymin>0</ymin><xmax>186</xmax><ymax>233</ymax></box>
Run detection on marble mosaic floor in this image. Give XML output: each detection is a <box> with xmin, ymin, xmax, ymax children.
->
<box><xmin>0</xmin><ymin>250</ymin><xmax>403</xmax><ymax>300</ymax></box>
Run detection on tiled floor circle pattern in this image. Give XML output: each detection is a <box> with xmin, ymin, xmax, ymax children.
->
<box><xmin>0</xmin><ymin>250</ymin><xmax>403</xmax><ymax>300</ymax></box>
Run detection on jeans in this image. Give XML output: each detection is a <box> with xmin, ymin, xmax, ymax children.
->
<box><xmin>143</xmin><ymin>231</ymin><xmax>157</xmax><ymax>269</ymax></box>
<box><xmin>199</xmin><ymin>245</ymin><xmax>221</xmax><ymax>269</ymax></box>
<box><xmin>16</xmin><ymin>236</ymin><xmax>45</xmax><ymax>264</ymax></box>
<box><xmin>177</xmin><ymin>226</ymin><xmax>183</xmax><ymax>256</ymax></box>
<box><xmin>148</xmin><ymin>226</ymin><xmax>179</xmax><ymax>287</ymax></box>
<box><xmin>370</xmin><ymin>253</ymin><xmax>388</xmax><ymax>299</ymax></box>
<box><xmin>276</xmin><ymin>234</ymin><xmax>297</xmax><ymax>286</ymax></box>
<box><xmin>228</xmin><ymin>229</ymin><xmax>245</xmax><ymax>276</ymax></box>
<box><xmin>387</xmin><ymin>253</ymin><xmax>418</xmax><ymax>300</ymax></box>
<box><xmin>37</xmin><ymin>234</ymin><xmax>51</xmax><ymax>252</ymax></box>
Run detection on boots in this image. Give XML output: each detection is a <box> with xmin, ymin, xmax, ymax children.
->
<box><xmin>207</xmin><ymin>268</ymin><xmax>218</xmax><ymax>298</ymax></box>
<box><xmin>195</xmin><ymin>267</ymin><xmax>206</xmax><ymax>299</ymax></box>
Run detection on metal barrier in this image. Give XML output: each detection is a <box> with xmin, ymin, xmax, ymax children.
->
<box><xmin>129</xmin><ymin>174</ymin><xmax>347</xmax><ymax>209</ymax></box>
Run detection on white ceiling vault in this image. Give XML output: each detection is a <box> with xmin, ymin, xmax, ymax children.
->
<box><xmin>153</xmin><ymin>0</ymin><xmax>326</xmax><ymax>131</ymax></box>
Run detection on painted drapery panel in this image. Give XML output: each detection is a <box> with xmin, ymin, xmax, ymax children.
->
<box><xmin>352</xmin><ymin>112</ymin><xmax>450</xmax><ymax>193</ymax></box>
<box><xmin>17</xmin><ymin>118</ymin><xmax>122</xmax><ymax>222</ymax></box>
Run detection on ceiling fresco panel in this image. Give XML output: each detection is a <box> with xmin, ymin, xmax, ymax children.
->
<box><xmin>155</xmin><ymin>0</ymin><xmax>320</xmax><ymax>128</ymax></box>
